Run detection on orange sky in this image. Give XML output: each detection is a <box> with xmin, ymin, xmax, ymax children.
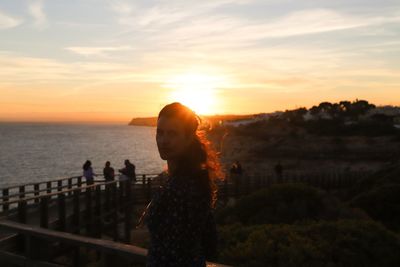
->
<box><xmin>1</xmin><ymin>1</ymin><xmax>399</xmax><ymax>123</ymax></box>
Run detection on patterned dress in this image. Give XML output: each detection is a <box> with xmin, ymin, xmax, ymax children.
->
<box><xmin>145</xmin><ymin>174</ymin><xmax>215</xmax><ymax>267</ymax></box>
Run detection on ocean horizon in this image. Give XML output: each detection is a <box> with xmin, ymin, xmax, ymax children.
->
<box><xmin>0</xmin><ymin>122</ymin><xmax>164</xmax><ymax>188</ymax></box>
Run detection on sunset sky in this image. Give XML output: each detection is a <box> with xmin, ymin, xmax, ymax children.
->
<box><xmin>0</xmin><ymin>0</ymin><xmax>399</xmax><ymax>123</ymax></box>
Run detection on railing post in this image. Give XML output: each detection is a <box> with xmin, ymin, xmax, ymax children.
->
<box><xmin>18</xmin><ymin>200</ymin><xmax>27</xmax><ymax>223</ymax></box>
<box><xmin>2</xmin><ymin>188</ymin><xmax>9</xmax><ymax>212</ymax></box>
<box><xmin>73</xmin><ymin>189</ymin><xmax>80</xmax><ymax>234</ymax></box>
<box><xmin>119</xmin><ymin>180</ymin><xmax>124</xmax><ymax>211</ymax></box>
<box><xmin>46</xmin><ymin>181</ymin><xmax>52</xmax><ymax>194</ymax></box>
<box><xmin>17</xmin><ymin>200</ymin><xmax>28</xmax><ymax>253</ymax></box>
<box><xmin>124</xmin><ymin>180</ymin><xmax>132</xmax><ymax>243</ymax></box>
<box><xmin>105</xmin><ymin>182</ymin><xmax>111</xmax><ymax>211</ymax></box>
<box><xmin>19</xmin><ymin>185</ymin><xmax>25</xmax><ymax>199</ymax></box>
<box><xmin>68</xmin><ymin>178</ymin><xmax>73</xmax><ymax>196</ymax></box>
<box><xmin>111</xmin><ymin>183</ymin><xmax>118</xmax><ymax>241</ymax></box>
<box><xmin>142</xmin><ymin>174</ymin><xmax>146</xmax><ymax>185</ymax></box>
<box><xmin>58</xmin><ymin>180</ymin><xmax>62</xmax><ymax>192</ymax></box>
<box><xmin>40</xmin><ymin>196</ymin><xmax>49</xmax><ymax>228</ymax></box>
<box><xmin>77</xmin><ymin>176</ymin><xmax>82</xmax><ymax>187</ymax></box>
<box><xmin>58</xmin><ymin>193</ymin><xmax>66</xmax><ymax>231</ymax></box>
<box><xmin>34</xmin><ymin>183</ymin><xmax>40</xmax><ymax>204</ymax></box>
<box><xmin>85</xmin><ymin>186</ymin><xmax>93</xmax><ymax>236</ymax></box>
<box><xmin>95</xmin><ymin>185</ymin><xmax>102</xmax><ymax>237</ymax></box>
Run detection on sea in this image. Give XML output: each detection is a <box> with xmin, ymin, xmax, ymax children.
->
<box><xmin>0</xmin><ymin>123</ymin><xmax>164</xmax><ymax>188</ymax></box>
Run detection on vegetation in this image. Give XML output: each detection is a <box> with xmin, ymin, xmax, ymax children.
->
<box><xmin>215</xmin><ymin>162</ymin><xmax>400</xmax><ymax>266</ymax></box>
<box><xmin>217</xmin><ymin>220</ymin><xmax>400</xmax><ymax>267</ymax></box>
<box><xmin>207</xmin><ymin>100</ymin><xmax>400</xmax><ymax>266</ymax></box>
<box><xmin>349</xmin><ymin>161</ymin><xmax>400</xmax><ymax>196</ymax></box>
<box><xmin>228</xmin><ymin>100</ymin><xmax>399</xmax><ymax>138</ymax></box>
<box><xmin>216</xmin><ymin>184</ymin><xmax>365</xmax><ymax>225</ymax></box>
<box><xmin>351</xmin><ymin>184</ymin><xmax>400</xmax><ymax>231</ymax></box>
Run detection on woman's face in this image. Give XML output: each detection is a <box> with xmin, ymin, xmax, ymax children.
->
<box><xmin>156</xmin><ymin>116</ymin><xmax>192</xmax><ymax>160</ymax></box>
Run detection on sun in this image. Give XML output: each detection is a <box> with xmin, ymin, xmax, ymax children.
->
<box><xmin>165</xmin><ymin>72</ymin><xmax>225</xmax><ymax>115</ymax></box>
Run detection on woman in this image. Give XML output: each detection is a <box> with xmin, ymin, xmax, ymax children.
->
<box><xmin>83</xmin><ymin>160</ymin><xmax>95</xmax><ymax>185</ymax></box>
<box><xmin>145</xmin><ymin>102</ymin><xmax>222</xmax><ymax>267</ymax></box>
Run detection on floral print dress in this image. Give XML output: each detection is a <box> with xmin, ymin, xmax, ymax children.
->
<box><xmin>145</xmin><ymin>175</ymin><xmax>214</xmax><ymax>267</ymax></box>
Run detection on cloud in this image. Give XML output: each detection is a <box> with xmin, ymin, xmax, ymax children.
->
<box><xmin>254</xmin><ymin>9</ymin><xmax>400</xmax><ymax>38</ymax></box>
<box><xmin>0</xmin><ymin>10</ymin><xmax>22</xmax><ymax>29</ymax></box>
<box><xmin>65</xmin><ymin>46</ymin><xmax>133</xmax><ymax>56</ymax></box>
<box><xmin>28</xmin><ymin>0</ymin><xmax>47</xmax><ymax>29</ymax></box>
<box><xmin>149</xmin><ymin>8</ymin><xmax>400</xmax><ymax>50</ymax></box>
<box><xmin>110</xmin><ymin>0</ymin><xmax>253</xmax><ymax>28</ymax></box>
<box><xmin>0</xmin><ymin>51</ymin><xmax>156</xmax><ymax>87</ymax></box>
<box><xmin>109</xmin><ymin>1</ymin><xmax>134</xmax><ymax>15</ymax></box>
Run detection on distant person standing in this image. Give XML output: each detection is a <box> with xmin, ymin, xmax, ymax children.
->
<box><xmin>119</xmin><ymin>159</ymin><xmax>136</xmax><ymax>182</ymax></box>
<box><xmin>274</xmin><ymin>161</ymin><xmax>283</xmax><ymax>183</ymax></box>
<box><xmin>230</xmin><ymin>160</ymin><xmax>243</xmax><ymax>197</ymax></box>
<box><xmin>235</xmin><ymin>160</ymin><xmax>243</xmax><ymax>176</ymax></box>
<box><xmin>103</xmin><ymin>161</ymin><xmax>115</xmax><ymax>181</ymax></box>
<box><xmin>83</xmin><ymin>160</ymin><xmax>95</xmax><ymax>185</ymax></box>
<box><xmin>230</xmin><ymin>160</ymin><xmax>243</xmax><ymax>179</ymax></box>
<box><xmin>230</xmin><ymin>162</ymin><xmax>237</xmax><ymax>176</ymax></box>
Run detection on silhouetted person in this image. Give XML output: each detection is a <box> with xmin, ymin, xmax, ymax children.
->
<box><xmin>142</xmin><ymin>102</ymin><xmax>220</xmax><ymax>266</ymax></box>
<box><xmin>230</xmin><ymin>161</ymin><xmax>243</xmax><ymax>197</ymax></box>
<box><xmin>230</xmin><ymin>162</ymin><xmax>237</xmax><ymax>175</ymax></box>
<box><xmin>235</xmin><ymin>160</ymin><xmax>243</xmax><ymax>175</ymax></box>
<box><xmin>103</xmin><ymin>161</ymin><xmax>115</xmax><ymax>181</ymax></box>
<box><xmin>275</xmin><ymin>161</ymin><xmax>283</xmax><ymax>183</ymax></box>
<box><xmin>83</xmin><ymin>160</ymin><xmax>94</xmax><ymax>185</ymax></box>
<box><xmin>119</xmin><ymin>159</ymin><xmax>136</xmax><ymax>182</ymax></box>
<box><xmin>230</xmin><ymin>160</ymin><xmax>243</xmax><ymax>182</ymax></box>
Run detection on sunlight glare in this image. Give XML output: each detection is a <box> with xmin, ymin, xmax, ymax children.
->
<box><xmin>165</xmin><ymin>72</ymin><xmax>225</xmax><ymax>115</ymax></box>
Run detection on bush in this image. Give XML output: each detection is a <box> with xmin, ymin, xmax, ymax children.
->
<box><xmin>218</xmin><ymin>220</ymin><xmax>400</xmax><ymax>267</ymax></box>
<box><xmin>351</xmin><ymin>162</ymin><xmax>400</xmax><ymax>194</ymax></box>
<box><xmin>216</xmin><ymin>184</ymin><xmax>364</xmax><ymax>225</ymax></box>
<box><xmin>351</xmin><ymin>184</ymin><xmax>400</xmax><ymax>231</ymax></box>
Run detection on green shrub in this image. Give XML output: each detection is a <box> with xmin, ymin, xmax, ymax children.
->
<box><xmin>216</xmin><ymin>184</ymin><xmax>364</xmax><ymax>225</ymax></box>
<box><xmin>351</xmin><ymin>184</ymin><xmax>400</xmax><ymax>231</ymax></box>
<box><xmin>218</xmin><ymin>220</ymin><xmax>400</xmax><ymax>267</ymax></box>
<box><xmin>351</xmin><ymin>162</ymin><xmax>400</xmax><ymax>194</ymax></box>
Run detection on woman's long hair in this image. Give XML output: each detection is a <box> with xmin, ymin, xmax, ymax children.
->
<box><xmin>158</xmin><ymin>102</ymin><xmax>223</xmax><ymax>208</ymax></box>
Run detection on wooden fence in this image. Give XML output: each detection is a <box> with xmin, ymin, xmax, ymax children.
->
<box><xmin>0</xmin><ymin>220</ymin><xmax>231</xmax><ymax>267</ymax></box>
<box><xmin>0</xmin><ymin>170</ymin><xmax>371</xmax><ymax>266</ymax></box>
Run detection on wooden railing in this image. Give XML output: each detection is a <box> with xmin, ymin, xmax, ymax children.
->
<box><xmin>0</xmin><ymin>170</ymin><xmax>371</xmax><ymax>214</ymax></box>
<box><xmin>0</xmin><ymin>220</ymin><xmax>233</xmax><ymax>267</ymax></box>
<box><xmin>0</xmin><ymin>170</ymin><xmax>371</xmax><ymax>267</ymax></box>
<box><xmin>0</xmin><ymin>174</ymin><xmax>159</xmax><ymax>213</ymax></box>
<box><xmin>0</xmin><ymin>220</ymin><xmax>146</xmax><ymax>266</ymax></box>
<box><xmin>0</xmin><ymin>179</ymin><xmax>136</xmax><ymax>243</ymax></box>
<box><xmin>0</xmin><ymin>220</ymin><xmax>232</xmax><ymax>267</ymax></box>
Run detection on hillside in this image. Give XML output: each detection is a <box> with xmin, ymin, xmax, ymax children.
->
<box><xmin>208</xmin><ymin>100</ymin><xmax>400</xmax><ymax>175</ymax></box>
